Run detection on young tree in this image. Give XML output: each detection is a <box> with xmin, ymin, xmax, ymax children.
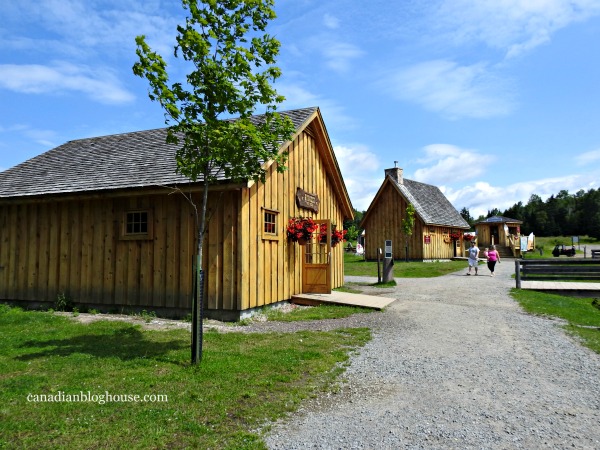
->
<box><xmin>401</xmin><ymin>204</ymin><xmax>415</xmax><ymax>262</ymax></box>
<box><xmin>133</xmin><ymin>0</ymin><xmax>295</xmax><ymax>364</ymax></box>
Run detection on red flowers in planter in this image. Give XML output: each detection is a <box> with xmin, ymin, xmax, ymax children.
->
<box><xmin>287</xmin><ymin>217</ymin><xmax>318</xmax><ymax>243</ymax></box>
<box><xmin>449</xmin><ymin>231</ymin><xmax>462</xmax><ymax>240</ymax></box>
<box><xmin>319</xmin><ymin>224</ymin><xmax>347</xmax><ymax>248</ymax></box>
<box><xmin>463</xmin><ymin>233</ymin><xmax>475</xmax><ymax>241</ymax></box>
<box><xmin>287</xmin><ymin>218</ymin><xmax>348</xmax><ymax>247</ymax></box>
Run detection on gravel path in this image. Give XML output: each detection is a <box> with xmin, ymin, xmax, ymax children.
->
<box><xmin>265</xmin><ymin>260</ymin><xmax>600</xmax><ymax>449</ymax></box>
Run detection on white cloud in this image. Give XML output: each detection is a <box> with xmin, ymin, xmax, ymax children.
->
<box><xmin>321</xmin><ymin>42</ymin><xmax>364</xmax><ymax>73</ymax></box>
<box><xmin>576</xmin><ymin>148</ymin><xmax>600</xmax><ymax>165</ymax></box>
<box><xmin>0</xmin><ymin>63</ymin><xmax>135</xmax><ymax>105</ymax></box>
<box><xmin>323</xmin><ymin>13</ymin><xmax>340</xmax><ymax>29</ymax></box>
<box><xmin>0</xmin><ymin>124</ymin><xmax>58</xmax><ymax>152</ymax></box>
<box><xmin>434</xmin><ymin>0</ymin><xmax>600</xmax><ymax>58</ymax></box>
<box><xmin>382</xmin><ymin>60</ymin><xmax>515</xmax><ymax>119</ymax></box>
<box><xmin>22</xmin><ymin>128</ymin><xmax>59</xmax><ymax>149</ymax></box>
<box><xmin>278</xmin><ymin>83</ymin><xmax>320</xmax><ymax>107</ymax></box>
<box><xmin>412</xmin><ymin>144</ymin><xmax>495</xmax><ymax>185</ymax></box>
<box><xmin>335</xmin><ymin>144</ymin><xmax>380</xmax><ymax>174</ymax></box>
<box><xmin>0</xmin><ymin>124</ymin><xmax>28</xmax><ymax>134</ymax></box>
<box><xmin>333</xmin><ymin>144</ymin><xmax>382</xmax><ymax>211</ymax></box>
<box><xmin>277</xmin><ymin>82</ymin><xmax>358</xmax><ymax>131</ymax></box>
<box><xmin>445</xmin><ymin>173</ymin><xmax>600</xmax><ymax>218</ymax></box>
<box><xmin>3</xmin><ymin>1</ymin><xmax>177</xmax><ymax>58</ymax></box>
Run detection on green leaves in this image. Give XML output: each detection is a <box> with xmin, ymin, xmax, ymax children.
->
<box><xmin>402</xmin><ymin>204</ymin><xmax>416</xmax><ymax>238</ymax></box>
<box><xmin>132</xmin><ymin>0</ymin><xmax>293</xmax><ymax>186</ymax></box>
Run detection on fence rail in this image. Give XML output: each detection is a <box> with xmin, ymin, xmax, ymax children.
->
<box><xmin>515</xmin><ymin>259</ymin><xmax>600</xmax><ymax>288</ymax></box>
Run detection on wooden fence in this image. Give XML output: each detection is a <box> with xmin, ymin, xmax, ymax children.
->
<box><xmin>515</xmin><ymin>259</ymin><xmax>600</xmax><ymax>288</ymax></box>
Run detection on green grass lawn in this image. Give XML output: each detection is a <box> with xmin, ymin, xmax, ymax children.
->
<box><xmin>0</xmin><ymin>305</ymin><xmax>370</xmax><ymax>449</ymax></box>
<box><xmin>262</xmin><ymin>303</ymin><xmax>373</xmax><ymax>321</ymax></box>
<box><xmin>522</xmin><ymin>235</ymin><xmax>599</xmax><ymax>259</ymax></box>
<box><xmin>344</xmin><ymin>252</ymin><xmax>466</xmax><ymax>277</ymax></box>
<box><xmin>510</xmin><ymin>289</ymin><xmax>600</xmax><ymax>354</ymax></box>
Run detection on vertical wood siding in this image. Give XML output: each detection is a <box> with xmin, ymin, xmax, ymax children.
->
<box><xmin>238</xmin><ymin>128</ymin><xmax>346</xmax><ymax>310</ymax></box>
<box><xmin>362</xmin><ymin>183</ymin><xmax>461</xmax><ymax>260</ymax></box>
<box><xmin>0</xmin><ymin>193</ymin><xmax>218</xmax><ymax>312</ymax></box>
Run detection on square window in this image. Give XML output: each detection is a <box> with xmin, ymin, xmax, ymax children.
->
<box><xmin>264</xmin><ymin>211</ymin><xmax>277</xmax><ymax>235</ymax></box>
<box><xmin>122</xmin><ymin>210</ymin><xmax>153</xmax><ymax>240</ymax></box>
<box><xmin>126</xmin><ymin>211</ymin><xmax>148</xmax><ymax>234</ymax></box>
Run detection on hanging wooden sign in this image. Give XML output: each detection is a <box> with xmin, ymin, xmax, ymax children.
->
<box><xmin>296</xmin><ymin>187</ymin><xmax>320</xmax><ymax>213</ymax></box>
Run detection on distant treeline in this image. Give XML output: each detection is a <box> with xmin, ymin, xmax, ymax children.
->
<box><xmin>460</xmin><ymin>188</ymin><xmax>600</xmax><ymax>239</ymax></box>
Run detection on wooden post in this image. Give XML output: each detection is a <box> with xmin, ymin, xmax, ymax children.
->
<box><xmin>377</xmin><ymin>248</ymin><xmax>382</xmax><ymax>283</ymax></box>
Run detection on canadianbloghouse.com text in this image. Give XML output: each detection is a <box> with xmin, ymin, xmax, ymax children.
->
<box><xmin>26</xmin><ymin>391</ymin><xmax>168</xmax><ymax>405</ymax></box>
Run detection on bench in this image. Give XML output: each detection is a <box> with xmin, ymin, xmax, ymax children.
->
<box><xmin>592</xmin><ymin>249</ymin><xmax>600</xmax><ymax>259</ymax></box>
<box><xmin>515</xmin><ymin>259</ymin><xmax>600</xmax><ymax>288</ymax></box>
<box><xmin>345</xmin><ymin>243</ymin><xmax>355</xmax><ymax>253</ymax></box>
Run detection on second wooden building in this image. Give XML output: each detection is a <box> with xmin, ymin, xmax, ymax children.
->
<box><xmin>361</xmin><ymin>165</ymin><xmax>470</xmax><ymax>260</ymax></box>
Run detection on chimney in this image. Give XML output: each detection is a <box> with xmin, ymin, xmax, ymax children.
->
<box><xmin>385</xmin><ymin>161</ymin><xmax>403</xmax><ymax>184</ymax></box>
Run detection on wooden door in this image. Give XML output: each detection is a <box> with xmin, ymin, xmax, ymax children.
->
<box><xmin>491</xmin><ymin>226</ymin><xmax>499</xmax><ymax>246</ymax></box>
<box><xmin>302</xmin><ymin>220</ymin><xmax>331</xmax><ymax>294</ymax></box>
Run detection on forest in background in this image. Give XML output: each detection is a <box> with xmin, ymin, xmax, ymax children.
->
<box><xmin>460</xmin><ymin>188</ymin><xmax>600</xmax><ymax>238</ymax></box>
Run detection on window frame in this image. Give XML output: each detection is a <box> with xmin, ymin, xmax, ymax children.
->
<box><xmin>261</xmin><ymin>207</ymin><xmax>280</xmax><ymax>241</ymax></box>
<box><xmin>121</xmin><ymin>209</ymin><xmax>154</xmax><ymax>241</ymax></box>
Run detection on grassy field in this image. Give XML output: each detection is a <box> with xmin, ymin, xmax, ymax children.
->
<box><xmin>522</xmin><ymin>235</ymin><xmax>599</xmax><ymax>259</ymax></box>
<box><xmin>344</xmin><ymin>252</ymin><xmax>466</xmax><ymax>277</ymax></box>
<box><xmin>261</xmin><ymin>303</ymin><xmax>373</xmax><ymax>321</ymax></box>
<box><xmin>0</xmin><ymin>304</ymin><xmax>370</xmax><ymax>449</ymax></box>
<box><xmin>510</xmin><ymin>289</ymin><xmax>600</xmax><ymax>354</ymax></box>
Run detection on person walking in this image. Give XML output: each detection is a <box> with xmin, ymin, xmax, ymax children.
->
<box><xmin>466</xmin><ymin>241</ymin><xmax>480</xmax><ymax>275</ymax></box>
<box><xmin>487</xmin><ymin>245</ymin><xmax>500</xmax><ymax>276</ymax></box>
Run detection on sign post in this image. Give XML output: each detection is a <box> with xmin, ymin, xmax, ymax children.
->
<box><xmin>383</xmin><ymin>240</ymin><xmax>394</xmax><ymax>283</ymax></box>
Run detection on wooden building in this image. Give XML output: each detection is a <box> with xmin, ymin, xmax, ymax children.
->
<box><xmin>360</xmin><ymin>166</ymin><xmax>470</xmax><ymax>260</ymax></box>
<box><xmin>474</xmin><ymin>215</ymin><xmax>523</xmax><ymax>257</ymax></box>
<box><xmin>0</xmin><ymin>107</ymin><xmax>353</xmax><ymax>320</ymax></box>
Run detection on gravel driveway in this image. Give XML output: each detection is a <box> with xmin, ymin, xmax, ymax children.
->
<box><xmin>265</xmin><ymin>259</ymin><xmax>600</xmax><ymax>449</ymax></box>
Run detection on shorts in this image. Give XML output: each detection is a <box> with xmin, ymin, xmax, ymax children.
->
<box><xmin>468</xmin><ymin>258</ymin><xmax>478</xmax><ymax>267</ymax></box>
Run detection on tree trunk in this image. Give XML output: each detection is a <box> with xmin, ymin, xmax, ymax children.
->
<box><xmin>191</xmin><ymin>176</ymin><xmax>210</xmax><ymax>365</ymax></box>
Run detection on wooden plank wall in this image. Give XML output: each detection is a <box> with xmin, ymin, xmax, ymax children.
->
<box><xmin>0</xmin><ymin>191</ymin><xmax>238</xmax><ymax>312</ymax></box>
<box><xmin>362</xmin><ymin>183</ymin><xmax>462</xmax><ymax>260</ymax></box>
<box><xmin>238</xmin><ymin>129</ymin><xmax>346</xmax><ymax>311</ymax></box>
<box><xmin>362</xmin><ymin>183</ymin><xmax>421</xmax><ymax>260</ymax></box>
<box><xmin>202</xmin><ymin>190</ymin><xmax>240</xmax><ymax>311</ymax></box>
<box><xmin>419</xmin><ymin>227</ymin><xmax>463</xmax><ymax>260</ymax></box>
<box><xmin>475</xmin><ymin>225</ymin><xmax>491</xmax><ymax>247</ymax></box>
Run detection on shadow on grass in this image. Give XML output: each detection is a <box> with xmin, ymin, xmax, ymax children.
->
<box><xmin>16</xmin><ymin>325</ymin><xmax>187</xmax><ymax>363</ymax></box>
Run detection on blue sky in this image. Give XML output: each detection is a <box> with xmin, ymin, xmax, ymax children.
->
<box><xmin>1</xmin><ymin>0</ymin><xmax>600</xmax><ymax>218</ymax></box>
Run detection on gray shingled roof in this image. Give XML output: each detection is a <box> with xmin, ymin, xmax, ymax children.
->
<box><xmin>0</xmin><ymin>107</ymin><xmax>317</xmax><ymax>198</ymax></box>
<box><xmin>395</xmin><ymin>178</ymin><xmax>470</xmax><ymax>228</ymax></box>
<box><xmin>475</xmin><ymin>215</ymin><xmax>523</xmax><ymax>225</ymax></box>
